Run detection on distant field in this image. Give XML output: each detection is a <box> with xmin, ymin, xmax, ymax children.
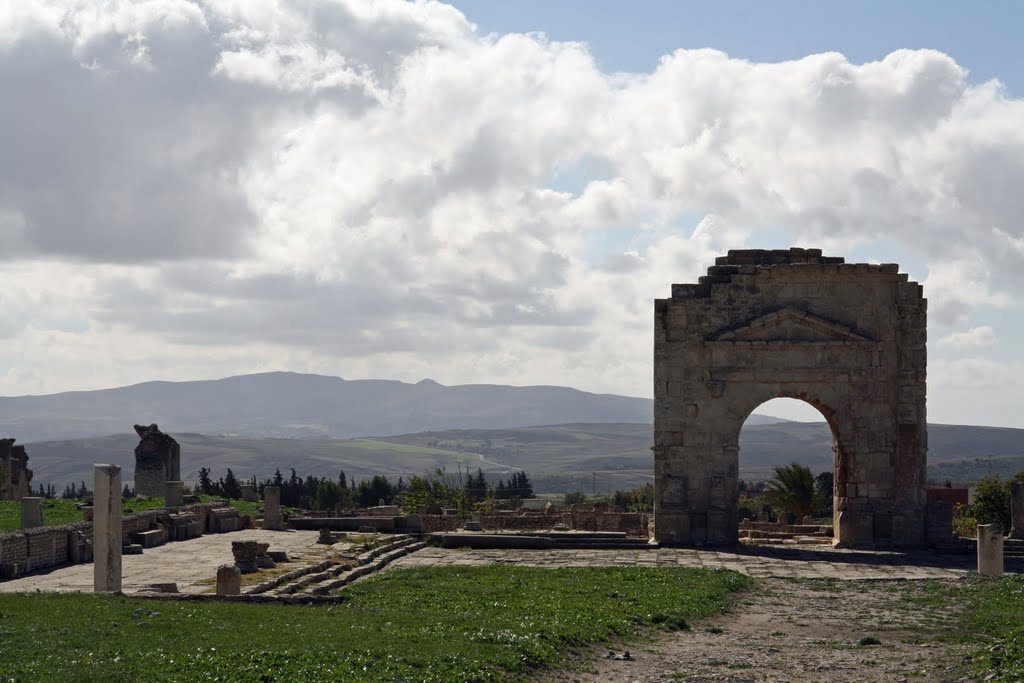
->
<box><xmin>21</xmin><ymin>421</ymin><xmax>1024</xmax><ymax>493</ymax></box>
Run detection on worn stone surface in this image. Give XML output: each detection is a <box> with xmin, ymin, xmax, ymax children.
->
<box><xmin>388</xmin><ymin>546</ymin><xmax>1017</xmax><ymax>581</ymax></box>
<box><xmin>215</xmin><ymin>564</ymin><xmax>241</xmax><ymax>596</ymax></box>
<box><xmin>20</xmin><ymin>497</ymin><xmax>43</xmax><ymax>529</ymax></box>
<box><xmin>0</xmin><ymin>438</ymin><xmax>32</xmax><ymax>501</ymax></box>
<box><xmin>133</xmin><ymin>424</ymin><xmax>180</xmax><ymax>498</ymax></box>
<box><xmin>654</xmin><ymin>249</ymin><xmax>930</xmax><ymax>548</ymax></box>
<box><xmin>262</xmin><ymin>486</ymin><xmax>284</xmax><ymax>531</ymax></box>
<box><xmin>240</xmin><ymin>484</ymin><xmax>257</xmax><ymax>502</ymax></box>
<box><xmin>977</xmin><ymin>523</ymin><xmax>1004</xmax><ymax>576</ymax></box>
<box><xmin>231</xmin><ymin>540</ymin><xmax>259</xmax><ymax>573</ymax></box>
<box><xmin>93</xmin><ymin>464</ymin><xmax>123</xmax><ymax>592</ymax></box>
<box><xmin>0</xmin><ymin>529</ymin><xmax>326</xmax><ymax>595</ymax></box>
<box><xmin>164</xmin><ymin>481</ymin><xmax>184</xmax><ymax>508</ymax></box>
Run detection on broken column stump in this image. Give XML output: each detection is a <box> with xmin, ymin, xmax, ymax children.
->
<box><xmin>978</xmin><ymin>523</ymin><xmax>1004</xmax><ymax>577</ymax></box>
<box><xmin>216</xmin><ymin>564</ymin><xmax>241</xmax><ymax>595</ymax></box>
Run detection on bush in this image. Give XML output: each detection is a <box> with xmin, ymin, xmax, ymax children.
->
<box><xmin>974</xmin><ymin>475</ymin><xmax>1012</xmax><ymax>534</ymax></box>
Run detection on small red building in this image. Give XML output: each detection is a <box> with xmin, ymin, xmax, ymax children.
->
<box><xmin>926</xmin><ymin>487</ymin><xmax>969</xmax><ymax>506</ymax></box>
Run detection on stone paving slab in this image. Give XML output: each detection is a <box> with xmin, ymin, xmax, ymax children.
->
<box><xmin>0</xmin><ymin>530</ymin><xmax>327</xmax><ymax>595</ymax></box>
<box><xmin>388</xmin><ymin>545</ymin><xmax>1022</xmax><ymax>580</ymax></box>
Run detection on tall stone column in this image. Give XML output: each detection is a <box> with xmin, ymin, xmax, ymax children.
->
<box><xmin>20</xmin><ymin>497</ymin><xmax>43</xmax><ymax>528</ymax></box>
<box><xmin>261</xmin><ymin>486</ymin><xmax>284</xmax><ymax>530</ymax></box>
<box><xmin>1010</xmin><ymin>481</ymin><xmax>1024</xmax><ymax>540</ymax></box>
<box><xmin>977</xmin><ymin>523</ymin><xmax>1004</xmax><ymax>577</ymax></box>
<box><xmin>165</xmin><ymin>481</ymin><xmax>184</xmax><ymax>508</ymax></box>
<box><xmin>94</xmin><ymin>464</ymin><xmax>123</xmax><ymax>593</ymax></box>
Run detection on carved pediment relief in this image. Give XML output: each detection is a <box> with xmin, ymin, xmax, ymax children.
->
<box><xmin>711</xmin><ymin>308</ymin><xmax>871</xmax><ymax>343</ymax></box>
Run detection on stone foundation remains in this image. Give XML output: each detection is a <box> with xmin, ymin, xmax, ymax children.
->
<box><xmin>0</xmin><ymin>501</ymin><xmax>237</xmax><ymax>580</ymax></box>
<box><xmin>0</xmin><ymin>439</ymin><xmax>32</xmax><ymax>500</ymax></box>
<box><xmin>133</xmin><ymin>424</ymin><xmax>180</xmax><ymax>498</ymax></box>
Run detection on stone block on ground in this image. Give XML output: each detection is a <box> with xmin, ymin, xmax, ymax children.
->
<box><xmin>216</xmin><ymin>564</ymin><xmax>241</xmax><ymax>596</ymax></box>
<box><xmin>231</xmin><ymin>540</ymin><xmax>259</xmax><ymax>573</ymax></box>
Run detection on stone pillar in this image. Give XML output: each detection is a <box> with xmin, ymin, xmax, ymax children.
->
<box><xmin>261</xmin><ymin>486</ymin><xmax>284</xmax><ymax>530</ymax></box>
<box><xmin>1011</xmin><ymin>482</ymin><xmax>1024</xmax><ymax>540</ymax></box>
<box><xmin>216</xmin><ymin>564</ymin><xmax>241</xmax><ymax>595</ymax></box>
<box><xmin>231</xmin><ymin>540</ymin><xmax>259</xmax><ymax>573</ymax></box>
<box><xmin>20</xmin><ymin>497</ymin><xmax>43</xmax><ymax>529</ymax></box>
<box><xmin>978</xmin><ymin>523</ymin><xmax>1004</xmax><ymax>577</ymax></box>
<box><xmin>240</xmin><ymin>484</ymin><xmax>257</xmax><ymax>502</ymax></box>
<box><xmin>165</xmin><ymin>481</ymin><xmax>184</xmax><ymax>508</ymax></box>
<box><xmin>93</xmin><ymin>464</ymin><xmax>123</xmax><ymax>593</ymax></box>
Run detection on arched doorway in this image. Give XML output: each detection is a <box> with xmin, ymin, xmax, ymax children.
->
<box><xmin>653</xmin><ymin>248</ymin><xmax>931</xmax><ymax>547</ymax></box>
<box><xmin>734</xmin><ymin>398</ymin><xmax>841</xmax><ymax>544</ymax></box>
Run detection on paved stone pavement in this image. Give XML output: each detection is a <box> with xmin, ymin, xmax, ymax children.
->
<box><xmin>0</xmin><ymin>529</ymin><xmax>328</xmax><ymax>595</ymax></box>
<box><xmin>388</xmin><ymin>545</ymin><xmax>1022</xmax><ymax>580</ymax></box>
<box><xmin>1</xmin><ymin>535</ymin><xmax>1017</xmax><ymax>594</ymax></box>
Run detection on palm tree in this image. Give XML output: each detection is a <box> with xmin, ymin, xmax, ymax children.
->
<box><xmin>764</xmin><ymin>463</ymin><xmax>816</xmax><ymax>519</ymax></box>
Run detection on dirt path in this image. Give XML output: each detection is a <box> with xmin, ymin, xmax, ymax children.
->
<box><xmin>544</xmin><ymin>578</ymin><xmax>978</xmax><ymax>682</ymax></box>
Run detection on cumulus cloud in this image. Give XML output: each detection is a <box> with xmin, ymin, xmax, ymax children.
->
<box><xmin>937</xmin><ymin>325</ymin><xmax>997</xmax><ymax>350</ymax></box>
<box><xmin>0</xmin><ymin>0</ymin><xmax>1022</xmax><ymax>411</ymax></box>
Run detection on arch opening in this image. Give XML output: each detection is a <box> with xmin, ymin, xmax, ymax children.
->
<box><xmin>735</xmin><ymin>398</ymin><xmax>844</xmax><ymax>547</ymax></box>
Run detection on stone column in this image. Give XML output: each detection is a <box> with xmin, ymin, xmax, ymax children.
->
<box><xmin>165</xmin><ymin>481</ymin><xmax>184</xmax><ymax>508</ymax></box>
<box><xmin>978</xmin><ymin>523</ymin><xmax>1004</xmax><ymax>577</ymax></box>
<box><xmin>94</xmin><ymin>464</ymin><xmax>123</xmax><ymax>593</ymax></box>
<box><xmin>20</xmin><ymin>497</ymin><xmax>44</xmax><ymax>529</ymax></box>
<box><xmin>1011</xmin><ymin>482</ymin><xmax>1024</xmax><ymax>540</ymax></box>
<box><xmin>261</xmin><ymin>486</ymin><xmax>284</xmax><ymax>530</ymax></box>
<box><xmin>240</xmin><ymin>484</ymin><xmax>257</xmax><ymax>502</ymax></box>
<box><xmin>216</xmin><ymin>564</ymin><xmax>241</xmax><ymax>595</ymax></box>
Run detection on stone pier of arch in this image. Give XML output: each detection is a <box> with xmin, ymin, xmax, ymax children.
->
<box><xmin>653</xmin><ymin>248</ymin><xmax>942</xmax><ymax>548</ymax></box>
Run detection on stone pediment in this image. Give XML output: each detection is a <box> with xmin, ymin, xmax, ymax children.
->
<box><xmin>710</xmin><ymin>308</ymin><xmax>870</xmax><ymax>343</ymax></box>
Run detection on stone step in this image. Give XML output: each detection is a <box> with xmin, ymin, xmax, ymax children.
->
<box><xmin>307</xmin><ymin>541</ymin><xmax>427</xmax><ymax>595</ymax></box>
<box><xmin>248</xmin><ymin>535</ymin><xmax>418</xmax><ymax>596</ymax></box>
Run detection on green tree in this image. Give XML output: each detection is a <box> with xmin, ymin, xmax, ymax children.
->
<box><xmin>197</xmin><ymin>467</ymin><xmax>214</xmax><ymax>495</ymax></box>
<box><xmin>813</xmin><ymin>471</ymin><xmax>834</xmax><ymax>517</ymax></box>
<box><xmin>764</xmin><ymin>463</ymin><xmax>816</xmax><ymax>519</ymax></box>
<box><xmin>973</xmin><ymin>474</ymin><xmax>1012</xmax><ymax>533</ymax></box>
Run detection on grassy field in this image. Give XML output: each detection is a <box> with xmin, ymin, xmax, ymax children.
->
<box><xmin>0</xmin><ymin>496</ymin><xmax>258</xmax><ymax>533</ymax></box>
<box><xmin>0</xmin><ymin>565</ymin><xmax>747</xmax><ymax>682</ymax></box>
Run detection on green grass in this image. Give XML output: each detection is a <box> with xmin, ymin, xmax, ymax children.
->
<box><xmin>0</xmin><ymin>565</ymin><xmax>748</xmax><ymax>682</ymax></box>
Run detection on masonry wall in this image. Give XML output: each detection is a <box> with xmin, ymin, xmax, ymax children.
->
<box><xmin>654</xmin><ymin>248</ymin><xmax>929</xmax><ymax>548</ymax></box>
<box><xmin>421</xmin><ymin>511</ymin><xmax>649</xmax><ymax>537</ymax></box>
<box><xmin>0</xmin><ymin>502</ymin><xmax>225</xmax><ymax>576</ymax></box>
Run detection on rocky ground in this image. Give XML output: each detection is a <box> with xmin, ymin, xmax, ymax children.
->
<box><xmin>543</xmin><ymin>577</ymin><xmax>978</xmax><ymax>682</ymax></box>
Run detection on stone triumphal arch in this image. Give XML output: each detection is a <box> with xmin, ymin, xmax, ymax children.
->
<box><xmin>653</xmin><ymin>248</ymin><xmax>937</xmax><ymax>548</ymax></box>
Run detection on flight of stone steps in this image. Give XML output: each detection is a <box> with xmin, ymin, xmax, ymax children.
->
<box><xmin>247</xmin><ymin>535</ymin><xmax>425</xmax><ymax>597</ymax></box>
<box><xmin>739</xmin><ymin>521</ymin><xmax>834</xmax><ymax>546</ymax></box>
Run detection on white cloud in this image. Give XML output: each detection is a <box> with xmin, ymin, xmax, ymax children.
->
<box><xmin>937</xmin><ymin>326</ymin><xmax>997</xmax><ymax>350</ymax></box>
<box><xmin>0</xmin><ymin>1</ymin><xmax>1022</xmax><ymax>427</ymax></box>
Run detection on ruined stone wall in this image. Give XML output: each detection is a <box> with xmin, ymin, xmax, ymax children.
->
<box><xmin>0</xmin><ymin>438</ymin><xmax>33</xmax><ymax>500</ymax></box>
<box><xmin>0</xmin><ymin>502</ymin><xmax>224</xmax><ymax>577</ymax></box>
<box><xmin>133</xmin><ymin>424</ymin><xmax>181</xmax><ymax>497</ymax></box>
<box><xmin>654</xmin><ymin>248</ymin><xmax>928</xmax><ymax>548</ymax></box>
<box><xmin>420</xmin><ymin>511</ymin><xmax>649</xmax><ymax>536</ymax></box>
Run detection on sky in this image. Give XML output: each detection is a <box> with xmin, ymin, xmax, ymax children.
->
<box><xmin>0</xmin><ymin>1</ymin><xmax>1021</xmax><ymax>427</ymax></box>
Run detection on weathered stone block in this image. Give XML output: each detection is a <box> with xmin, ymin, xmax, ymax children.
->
<box><xmin>216</xmin><ymin>564</ymin><xmax>241</xmax><ymax>595</ymax></box>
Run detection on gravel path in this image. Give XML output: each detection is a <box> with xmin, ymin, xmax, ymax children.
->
<box><xmin>543</xmin><ymin>577</ymin><xmax>977</xmax><ymax>682</ymax></box>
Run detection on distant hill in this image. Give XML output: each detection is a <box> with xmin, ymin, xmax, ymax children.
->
<box><xmin>22</xmin><ymin>421</ymin><xmax>1024</xmax><ymax>494</ymax></box>
<box><xmin>0</xmin><ymin>372</ymin><xmax>659</xmax><ymax>442</ymax></box>
<box><xmin>0</xmin><ymin>371</ymin><xmax>790</xmax><ymax>444</ymax></box>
